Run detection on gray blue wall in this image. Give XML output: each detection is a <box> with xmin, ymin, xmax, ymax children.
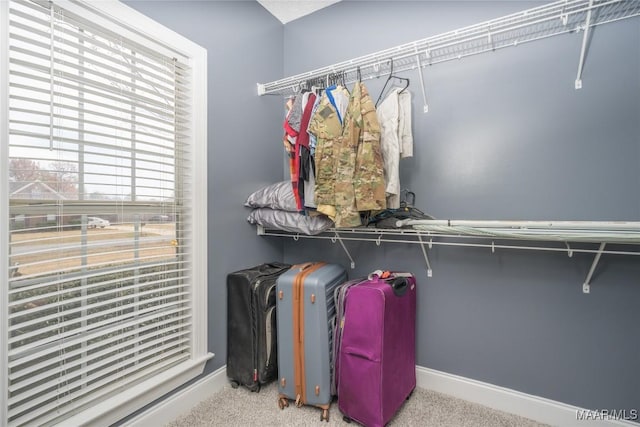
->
<box><xmin>282</xmin><ymin>0</ymin><xmax>640</xmax><ymax>413</ymax></box>
<box><xmin>123</xmin><ymin>0</ymin><xmax>285</xmax><ymax>377</ymax></box>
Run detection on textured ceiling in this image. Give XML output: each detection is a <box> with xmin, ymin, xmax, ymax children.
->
<box><xmin>257</xmin><ymin>0</ymin><xmax>342</xmax><ymax>24</ymax></box>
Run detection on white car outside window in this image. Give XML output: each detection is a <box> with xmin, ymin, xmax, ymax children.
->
<box><xmin>88</xmin><ymin>217</ymin><xmax>110</xmax><ymax>228</ymax></box>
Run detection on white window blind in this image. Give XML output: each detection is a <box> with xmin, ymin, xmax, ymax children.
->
<box><xmin>2</xmin><ymin>1</ymin><xmax>210</xmax><ymax>426</ymax></box>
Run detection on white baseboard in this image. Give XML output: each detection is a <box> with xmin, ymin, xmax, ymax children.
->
<box><xmin>416</xmin><ymin>366</ymin><xmax>639</xmax><ymax>427</ymax></box>
<box><xmin>122</xmin><ymin>365</ymin><xmax>228</xmax><ymax>427</ymax></box>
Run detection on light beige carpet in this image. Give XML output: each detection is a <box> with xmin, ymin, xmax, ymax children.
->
<box><xmin>164</xmin><ymin>381</ymin><xmax>548</xmax><ymax>427</ymax></box>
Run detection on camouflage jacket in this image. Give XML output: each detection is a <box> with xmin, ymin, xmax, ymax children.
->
<box><xmin>333</xmin><ymin>81</ymin><xmax>386</xmax><ymax>227</ymax></box>
<box><xmin>308</xmin><ymin>91</ymin><xmax>344</xmax><ymax>219</ymax></box>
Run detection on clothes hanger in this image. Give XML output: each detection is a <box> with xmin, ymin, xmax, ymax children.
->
<box><xmin>375</xmin><ymin>58</ymin><xmax>395</xmax><ymax>107</ymax></box>
<box><xmin>388</xmin><ymin>72</ymin><xmax>409</xmax><ymax>94</ymax></box>
<box><xmin>386</xmin><ymin>75</ymin><xmax>410</xmax><ymax>94</ymax></box>
<box><xmin>397</xmin><ymin>75</ymin><xmax>410</xmax><ymax>94</ymax></box>
<box><xmin>375</xmin><ymin>58</ymin><xmax>410</xmax><ymax>106</ymax></box>
<box><xmin>339</xmin><ymin>70</ymin><xmax>350</xmax><ymax>94</ymax></box>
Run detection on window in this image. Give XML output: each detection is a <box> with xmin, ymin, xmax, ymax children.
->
<box><xmin>1</xmin><ymin>1</ymin><xmax>210</xmax><ymax>425</ymax></box>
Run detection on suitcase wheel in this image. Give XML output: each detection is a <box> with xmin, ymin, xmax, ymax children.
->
<box><xmin>229</xmin><ymin>380</ymin><xmax>239</xmax><ymax>389</ymax></box>
<box><xmin>343</xmin><ymin>415</ymin><xmax>352</xmax><ymax>424</ymax></box>
<box><xmin>248</xmin><ymin>383</ymin><xmax>261</xmax><ymax>393</ymax></box>
<box><xmin>277</xmin><ymin>397</ymin><xmax>289</xmax><ymax>410</ymax></box>
<box><xmin>321</xmin><ymin>409</ymin><xmax>329</xmax><ymax>422</ymax></box>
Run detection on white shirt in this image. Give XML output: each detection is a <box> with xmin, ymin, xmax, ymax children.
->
<box><xmin>376</xmin><ymin>88</ymin><xmax>413</xmax><ymax>209</ymax></box>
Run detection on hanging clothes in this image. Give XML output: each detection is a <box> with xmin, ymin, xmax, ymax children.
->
<box><xmin>308</xmin><ymin>90</ymin><xmax>345</xmax><ymax>221</ymax></box>
<box><xmin>304</xmin><ymin>91</ymin><xmax>323</xmax><ymax>209</ymax></box>
<box><xmin>285</xmin><ymin>93</ymin><xmax>304</xmax><ymax>136</ymax></box>
<box><xmin>307</xmin><ymin>92</ymin><xmax>322</xmax><ymax>156</ymax></box>
<box><xmin>283</xmin><ymin>94</ymin><xmax>304</xmax><ymax>211</ymax></box>
<box><xmin>333</xmin><ymin>81</ymin><xmax>386</xmax><ymax>228</ymax></box>
<box><xmin>325</xmin><ymin>85</ymin><xmax>349</xmax><ymax>124</ymax></box>
<box><xmin>376</xmin><ymin>87</ymin><xmax>413</xmax><ymax>209</ymax></box>
<box><xmin>296</xmin><ymin>92</ymin><xmax>317</xmax><ymax>209</ymax></box>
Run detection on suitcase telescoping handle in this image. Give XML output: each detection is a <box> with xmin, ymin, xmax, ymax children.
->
<box><xmin>293</xmin><ymin>262</ymin><xmax>315</xmax><ymax>272</ymax></box>
<box><xmin>260</xmin><ymin>262</ymin><xmax>290</xmax><ymax>272</ymax></box>
<box><xmin>368</xmin><ymin>270</ymin><xmax>411</xmax><ymax>297</ymax></box>
<box><xmin>390</xmin><ymin>277</ymin><xmax>409</xmax><ymax>297</ymax></box>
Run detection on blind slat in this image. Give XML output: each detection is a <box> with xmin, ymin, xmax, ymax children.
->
<box><xmin>9</xmin><ymin>312</ymin><xmax>191</xmax><ymax>370</ymax></box>
<box><xmin>9</xmin><ymin>280</ymin><xmax>189</xmax><ymax>331</ymax></box>
<box><xmin>9</xmin><ymin>323</ymin><xmax>190</xmax><ymax>388</ymax></box>
<box><xmin>8</xmin><ymin>67</ymin><xmax>176</xmax><ymax>123</ymax></box>
<box><xmin>7</xmin><ymin>20</ymin><xmax>177</xmax><ymax>84</ymax></box>
<box><xmin>9</xmin><ymin>42</ymin><xmax>177</xmax><ymax>99</ymax></box>
<box><xmin>9</xmin><ymin>102</ymin><xmax>177</xmax><ymax>142</ymax></box>
<box><xmin>6</xmin><ymin>244</ymin><xmax>181</xmax><ymax>278</ymax></box>
<box><xmin>8</xmin><ymin>302</ymin><xmax>191</xmax><ymax>360</ymax></box>
<box><xmin>8</xmin><ymin>291</ymin><xmax>190</xmax><ymax>350</ymax></box>
<box><xmin>9</xmin><ymin>353</ymin><xmax>190</xmax><ymax>426</ymax></box>
<box><xmin>10</xmin><ymin>344</ymin><xmax>190</xmax><ymax>408</ymax></box>
<box><xmin>7</xmin><ymin>263</ymin><xmax>187</xmax><ymax>295</ymax></box>
<box><xmin>9</xmin><ymin>103</ymin><xmax>180</xmax><ymax>137</ymax></box>
<box><xmin>9</xmin><ymin>266</ymin><xmax>189</xmax><ymax>305</ymax></box>
<box><xmin>10</xmin><ymin>120</ymin><xmax>177</xmax><ymax>154</ymax></box>
<box><xmin>8</xmin><ymin>129</ymin><xmax>176</xmax><ymax>162</ymax></box>
<box><xmin>10</xmin><ymin>0</ymin><xmax>191</xmax><ymax>68</ymax></box>
<box><xmin>9</xmin><ymin>334</ymin><xmax>191</xmax><ymax>392</ymax></box>
<box><xmin>9</xmin><ymin>60</ymin><xmax>177</xmax><ymax>115</ymax></box>
<box><xmin>8</xmin><ymin>349</ymin><xmax>190</xmax><ymax>422</ymax></box>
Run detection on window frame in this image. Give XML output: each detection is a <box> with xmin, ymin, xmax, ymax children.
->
<box><xmin>0</xmin><ymin>1</ymin><xmax>211</xmax><ymax>425</ymax></box>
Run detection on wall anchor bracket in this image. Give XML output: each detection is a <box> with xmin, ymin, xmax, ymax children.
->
<box><xmin>583</xmin><ymin>242</ymin><xmax>606</xmax><ymax>294</ymax></box>
<box><xmin>575</xmin><ymin>0</ymin><xmax>594</xmax><ymax>89</ymax></box>
<box><xmin>418</xmin><ymin>234</ymin><xmax>433</xmax><ymax>277</ymax></box>
<box><xmin>333</xmin><ymin>232</ymin><xmax>355</xmax><ymax>269</ymax></box>
<box><xmin>415</xmin><ymin>46</ymin><xmax>429</xmax><ymax>113</ymax></box>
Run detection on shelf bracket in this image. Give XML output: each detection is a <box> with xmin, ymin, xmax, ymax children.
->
<box><xmin>583</xmin><ymin>242</ymin><xmax>606</xmax><ymax>294</ymax></box>
<box><xmin>332</xmin><ymin>232</ymin><xmax>355</xmax><ymax>269</ymax></box>
<box><xmin>415</xmin><ymin>46</ymin><xmax>429</xmax><ymax>113</ymax></box>
<box><xmin>417</xmin><ymin>234</ymin><xmax>433</xmax><ymax>277</ymax></box>
<box><xmin>575</xmin><ymin>0</ymin><xmax>594</xmax><ymax>89</ymax></box>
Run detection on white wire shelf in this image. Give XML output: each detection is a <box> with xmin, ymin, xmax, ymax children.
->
<box><xmin>257</xmin><ymin>0</ymin><xmax>640</xmax><ymax>97</ymax></box>
<box><xmin>256</xmin><ymin>221</ymin><xmax>640</xmax><ymax>293</ymax></box>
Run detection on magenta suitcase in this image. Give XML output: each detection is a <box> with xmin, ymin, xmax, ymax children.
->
<box><xmin>337</xmin><ymin>271</ymin><xmax>416</xmax><ymax>427</ymax></box>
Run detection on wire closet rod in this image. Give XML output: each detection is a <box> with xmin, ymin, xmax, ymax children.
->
<box><xmin>257</xmin><ymin>0</ymin><xmax>640</xmax><ymax>96</ymax></box>
<box><xmin>259</xmin><ymin>229</ymin><xmax>640</xmax><ymax>257</ymax></box>
<box><xmin>258</xmin><ymin>219</ymin><xmax>640</xmax><ymax>247</ymax></box>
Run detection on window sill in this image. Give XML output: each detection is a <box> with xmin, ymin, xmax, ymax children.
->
<box><xmin>58</xmin><ymin>353</ymin><xmax>214</xmax><ymax>427</ymax></box>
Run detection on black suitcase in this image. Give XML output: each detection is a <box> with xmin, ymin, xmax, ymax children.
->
<box><xmin>227</xmin><ymin>262</ymin><xmax>291</xmax><ymax>392</ymax></box>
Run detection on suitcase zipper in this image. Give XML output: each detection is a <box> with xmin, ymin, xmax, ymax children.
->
<box><xmin>252</xmin><ymin>279</ymin><xmax>260</xmax><ymax>386</ymax></box>
<box><xmin>265</xmin><ymin>283</ymin><xmax>276</xmax><ymax>306</ymax></box>
<box><xmin>264</xmin><ymin>282</ymin><xmax>277</xmax><ymax>369</ymax></box>
<box><xmin>265</xmin><ymin>305</ymin><xmax>275</xmax><ymax>368</ymax></box>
